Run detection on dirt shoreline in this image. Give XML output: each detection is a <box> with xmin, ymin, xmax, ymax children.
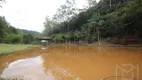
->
<box><xmin>47</xmin><ymin>43</ymin><xmax>142</xmax><ymax>47</ymax></box>
<box><xmin>82</xmin><ymin>43</ymin><xmax>142</xmax><ymax>47</ymax></box>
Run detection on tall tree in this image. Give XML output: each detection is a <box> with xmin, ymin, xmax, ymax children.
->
<box><xmin>0</xmin><ymin>17</ymin><xmax>8</xmax><ymax>42</ymax></box>
<box><xmin>53</xmin><ymin>0</ymin><xmax>78</xmax><ymax>22</ymax></box>
<box><xmin>43</xmin><ymin>16</ymin><xmax>58</xmax><ymax>37</ymax></box>
<box><xmin>87</xmin><ymin>0</ymin><xmax>97</xmax><ymax>8</ymax></box>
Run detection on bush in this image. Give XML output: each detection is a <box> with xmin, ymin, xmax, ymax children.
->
<box><xmin>23</xmin><ymin>34</ymin><xmax>35</xmax><ymax>44</ymax></box>
<box><xmin>4</xmin><ymin>34</ymin><xmax>23</xmax><ymax>44</ymax></box>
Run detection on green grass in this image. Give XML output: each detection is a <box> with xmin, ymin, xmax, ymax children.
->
<box><xmin>0</xmin><ymin>44</ymin><xmax>33</xmax><ymax>56</ymax></box>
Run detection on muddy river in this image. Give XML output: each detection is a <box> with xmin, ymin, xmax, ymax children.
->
<box><xmin>0</xmin><ymin>45</ymin><xmax>142</xmax><ymax>80</ymax></box>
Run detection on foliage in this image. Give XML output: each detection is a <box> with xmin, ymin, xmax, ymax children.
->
<box><xmin>4</xmin><ymin>34</ymin><xmax>23</xmax><ymax>44</ymax></box>
<box><xmin>0</xmin><ymin>16</ymin><xmax>38</xmax><ymax>44</ymax></box>
<box><xmin>42</xmin><ymin>0</ymin><xmax>142</xmax><ymax>44</ymax></box>
<box><xmin>52</xmin><ymin>34</ymin><xmax>64</xmax><ymax>42</ymax></box>
<box><xmin>23</xmin><ymin>34</ymin><xmax>34</xmax><ymax>44</ymax></box>
<box><xmin>0</xmin><ymin>17</ymin><xmax>8</xmax><ymax>42</ymax></box>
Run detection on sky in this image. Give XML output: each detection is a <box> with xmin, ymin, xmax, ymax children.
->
<box><xmin>0</xmin><ymin>0</ymin><xmax>100</xmax><ymax>32</ymax></box>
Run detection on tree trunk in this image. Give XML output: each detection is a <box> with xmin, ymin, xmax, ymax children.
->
<box><xmin>97</xmin><ymin>27</ymin><xmax>101</xmax><ymax>45</ymax></box>
<box><xmin>110</xmin><ymin>0</ymin><xmax>112</xmax><ymax>9</ymax></box>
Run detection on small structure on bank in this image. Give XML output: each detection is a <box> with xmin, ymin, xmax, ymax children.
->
<box><xmin>38</xmin><ymin>37</ymin><xmax>52</xmax><ymax>45</ymax></box>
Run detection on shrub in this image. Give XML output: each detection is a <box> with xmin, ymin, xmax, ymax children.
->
<box><xmin>4</xmin><ymin>34</ymin><xmax>23</xmax><ymax>44</ymax></box>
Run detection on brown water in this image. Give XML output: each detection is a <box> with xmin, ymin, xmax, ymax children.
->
<box><xmin>0</xmin><ymin>45</ymin><xmax>142</xmax><ymax>80</ymax></box>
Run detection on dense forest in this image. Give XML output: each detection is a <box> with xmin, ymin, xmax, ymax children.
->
<box><xmin>0</xmin><ymin>16</ymin><xmax>40</xmax><ymax>44</ymax></box>
<box><xmin>42</xmin><ymin>0</ymin><xmax>142</xmax><ymax>45</ymax></box>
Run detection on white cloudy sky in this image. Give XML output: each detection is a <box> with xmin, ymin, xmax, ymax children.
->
<box><xmin>0</xmin><ymin>0</ymin><xmax>100</xmax><ymax>32</ymax></box>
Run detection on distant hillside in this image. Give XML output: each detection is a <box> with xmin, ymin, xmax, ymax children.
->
<box><xmin>20</xmin><ymin>29</ymin><xmax>41</xmax><ymax>37</ymax></box>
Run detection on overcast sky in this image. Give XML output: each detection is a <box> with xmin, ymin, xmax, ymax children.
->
<box><xmin>0</xmin><ymin>0</ymin><xmax>100</xmax><ymax>32</ymax></box>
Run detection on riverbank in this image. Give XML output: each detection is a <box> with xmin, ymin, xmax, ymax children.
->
<box><xmin>0</xmin><ymin>44</ymin><xmax>34</xmax><ymax>56</ymax></box>
<box><xmin>0</xmin><ymin>43</ymin><xmax>141</xmax><ymax>56</ymax></box>
<box><xmin>82</xmin><ymin>43</ymin><xmax>142</xmax><ymax>47</ymax></box>
<box><xmin>48</xmin><ymin>42</ymin><xmax>142</xmax><ymax>47</ymax></box>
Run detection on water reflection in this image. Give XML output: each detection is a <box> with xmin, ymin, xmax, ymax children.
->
<box><xmin>0</xmin><ymin>55</ymin><xmax>82</xmax><ymax>80</ymax></box>
<box><xmin>41</xmin><ymin>47</ymin><xmax>48</xmax><ymax>50</ymax></box>
<box><xmin>1</xmin><ymin>56</ymin><xmax>49</xmax><ymax>80</ymax></box>
<box><xmin>0</xmin><ymin>45</ymin><xmax>142</xmax><ymax>80</ymax></box>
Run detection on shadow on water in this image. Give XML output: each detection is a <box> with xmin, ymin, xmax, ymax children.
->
<box><xmin>0</xmin><ymin>45</ymin><xmax>142</xmax><ymax>80</ymax></box>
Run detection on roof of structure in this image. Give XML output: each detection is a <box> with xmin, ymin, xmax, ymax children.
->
<box><xmin>38</xmin><ymin>37</ymin><xmax>51</xmax><ymax>40</ymax></box>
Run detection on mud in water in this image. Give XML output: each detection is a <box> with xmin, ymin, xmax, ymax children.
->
<box><xmin>0</xmin><ymin>45</ymin><xmax>142</xmax><ymax>80</ymax></box>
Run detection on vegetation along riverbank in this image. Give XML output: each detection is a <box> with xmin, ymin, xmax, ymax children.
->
<box><xmin>42</xmin><ymin>0</ymin><xmax>142</xmax><ymax>45</ymax></box>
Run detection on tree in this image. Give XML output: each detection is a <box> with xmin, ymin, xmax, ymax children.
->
<box><xmin>42</xmin><ymin>16</ymin><xmax>58</xmax><ymax>37</ymax></box>
<box><xmin>0</xmin><ymin>17</ymin><xmax>8</xmax><ymax>42</ymax></box>
<box><xmin>4</xmin><ymin>34</ymin><xmax>23</xmax><ymax>44</ymax></box>
<box><xmin>23</xmin><ymin>34</ymin><xmax>34</xmax><ymax>44</ymax></box>
<box><xmin>53</xmin><ymin>0</ymin><xmax>78</xmax><ymax>22</ymax></box>
<box><xmin>42</xmin><ymin>0</ymin><xmax>142</xmax><ymax>44</ymax></box>
<box><xmin>87</xmin><ymin>0</ymin><xmax>97</xmax><ymax>8</ymax></box>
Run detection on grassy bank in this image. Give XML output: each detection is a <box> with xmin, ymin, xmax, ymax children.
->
<box><xmin>0</xmin><ymin>44</ymin><xmax>33</xmax><ymax>56</ymax></box>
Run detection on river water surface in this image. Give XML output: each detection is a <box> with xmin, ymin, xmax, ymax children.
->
<box><xmin>0</xmin><ymin>45</ymin><xmax>142</xmax><ymax>80</ymax></box>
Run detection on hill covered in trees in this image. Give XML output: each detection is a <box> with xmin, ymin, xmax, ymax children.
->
<box><xmin>20</xmin><ymin>29</ymin><xmax>40</xmax><ymax>37</ymax></box>
<box><xmin>42</xmin><ymin>0</ymin><xmax>142</xmax><ymax>44</ymax></box>
<box><xmin>0</xmin><ymin>16</ymin><xmax>40</xmax><ymax>44</ymax></box>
